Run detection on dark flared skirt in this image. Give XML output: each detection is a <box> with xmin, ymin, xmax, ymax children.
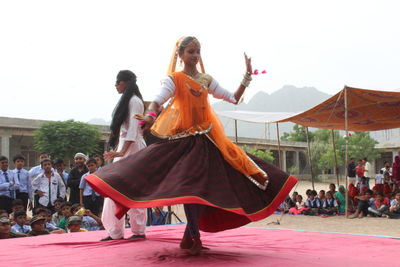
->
<box><xmin>85</xmin><ymin>135</ymin><xmax>297</xmax><ymax>232</ymax></box>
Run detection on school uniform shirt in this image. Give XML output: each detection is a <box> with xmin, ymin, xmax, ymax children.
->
<box><xmin>29</xmin><ymin>165</ymin><xmax>44</xmax><ymax>181</ymax></box>
<box><xmin>0</xmin><ymin>170</ymin><xmax>19</xmax><ymax>198</ymax></box>
<box><xmin>11</xmin><ymin>223</ymin><xmax>31</xmax><ymax>234</ymax></box>
<box><xmin>305</xmin><ymin>198</ymin><xmax>321</xmax><ymax>208</ymax></box>
<box><xmin>82</xmin><ymin>216</ymin><xmax>101</xmax><ymax>231</ymax></box>
<box><xmin>32</xmin><ymin>172</ymin><xmax>66</xmax><ymax>207</ymax></box>
<box><xmin>295</xmin><ymin>201</ymin><xmax>305</xmax><ymax>209</ymax></box>
<box><xmin>45</xmin><ymin>221</ymin><xmax>60</xmax><ymax>232</ymax></box>
<box><xmin>79</xmin><ymin>172</ymin><xmax>100</xmax><ymax>197</ymax></box>
<box><xmin>323</xmin><ymin>198</ymin><xmax>338</xmax><ymax>208</ymax></box>
<box><xmin>12</xmin><ymin>168</ymin><xmax>31</xmax><ymax>199</ymax></box>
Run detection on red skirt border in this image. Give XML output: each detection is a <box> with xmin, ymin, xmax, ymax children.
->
<box><xmin>86</xmin><ymin>173</ymin><xmax>297</xmax><ymax>221</ymax></box>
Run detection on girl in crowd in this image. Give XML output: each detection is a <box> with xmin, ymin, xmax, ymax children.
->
<box><xmin>86</xmin><ymin>37</ymin><xmax>297</xmax><ymax>255</ymax></box>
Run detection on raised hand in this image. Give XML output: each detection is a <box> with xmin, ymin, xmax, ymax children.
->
<box><xmin>244</xmin><ymin>52</ymin><xmax>252</xmax><ymax>75</ymax></box>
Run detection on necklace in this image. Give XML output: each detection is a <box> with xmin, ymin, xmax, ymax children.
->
<box><xmin>183</xmin><ymin>70</ymin><xmax>199</xmax><ymax>78</ymax></box>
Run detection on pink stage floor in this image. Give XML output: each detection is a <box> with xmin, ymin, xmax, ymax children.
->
<box><xmin>1</xmin><ymin>224</ymin><xmax>398</xmax><ymax>267</ymax></box>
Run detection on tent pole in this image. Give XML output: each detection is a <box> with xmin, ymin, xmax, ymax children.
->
<box><xmin>276</xmin><ymin>122</ymin><xmax>282</xmax><ymax>169</ymax></box>
<box><xmin>331</xmin><ymin>129</ymin><xmax>340</xmax><ymax>187</ymax></box>
<box><xmin>234</xmin><ymin>119</ymin><xmax>238</xmax><ymax>144</ymax></box>
<box><xmin>306</xmin><ymin>126</ymin><xmax>315</xmax><ymax>190</ymax></box>
<box><xmin>344</xmin><ymin>86</ymin><xmax>349</xmax><ymax>218</ymax></box>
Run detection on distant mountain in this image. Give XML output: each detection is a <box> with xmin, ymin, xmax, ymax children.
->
<box><xmin>213</xmin><ymin>85</ymin><xmax>331</xmax><ymax>139</ymax></box>
<box><xmin>88</xmin><ymin>118</ymin><xmax>110</xmax><ymax>126</ymax></box>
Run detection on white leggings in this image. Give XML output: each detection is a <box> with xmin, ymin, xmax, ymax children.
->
<box><xmin>102</xmin><ymin>197</ymin><xmax>147</xmax><ymax>239</ymax></box>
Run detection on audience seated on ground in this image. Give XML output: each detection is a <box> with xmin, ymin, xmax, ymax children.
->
<box><xmin>67</xmin><ymin>216</ymin><xmax>88</xmax><ymax>233</ymax></box>
<box><xmin>11</xmin><ymin>210</ymin><xmax>31</xmax><ymax>236</ymax></box>
<box><xmin>28</xmin><ymin>216</ymin><xmax>50</xmax><ymax>236</ymax></box>
<box><xmin>0</xmin><ymin>217</ymin><xmax>20</xmax><ymax>239</ymax></box>
<box><xmin>303</xmin><ymin>190</ymin><xmax>321</xmax><ymax>216</ymax></box>
<box><xmin>71</xmin><ymin>204</ymin><xmax>102</xmax><ymax>231</ymax></box>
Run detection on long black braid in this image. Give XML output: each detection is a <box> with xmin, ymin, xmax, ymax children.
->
<box><xmin>109</xmin><ymin>70</ymin><xmax>144</xmax><ymax>148</ymax></box>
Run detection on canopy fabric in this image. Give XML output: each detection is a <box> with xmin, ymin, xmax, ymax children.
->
<box><xmin>216</xmin><ymin>110</ymin><xmax>297</xmax><ymax>124</ymax></box>
<box><xmin>278</xmin><ymin>86</ymin><xmax>400</xmax><ymax>131</ymax></box>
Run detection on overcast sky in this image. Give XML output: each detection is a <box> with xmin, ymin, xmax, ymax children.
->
<box><xmin>1</xmin><ymin>0</ymin><xmax>399</xmax><ymax>123</ymax></box>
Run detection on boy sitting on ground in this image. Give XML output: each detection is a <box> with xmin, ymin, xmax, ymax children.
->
<box><xmin>11</xmin><ymin>210</ymin><xmax>31</xmax><ymax>236</ymax></box>
<box><xmin>67</xmin><ymin>216</ymin><xmax>88</xmax><ymax>233</ymax></box>
<box><xmin>384</xmin><ymin>192</ymin><xmax>400</xmax><ymax>219</ymax></box>
<box><xmin>349</xmin><ymin>189</ymin><xmax>373</xmax><ymax>219</ymax></box>
<box><xmin>368</xmin><ymin>192</ymin><xmax>389</xmax><ymax>217</ymax></box>
<box><xmin>28</xmin><ymin>216</ymin><xmax>50</xmax><ymax>236</ymax></box>
<box><xmin>0</xmin><ymin>217</ymin><xmax>20</xmax><ymax>239</ymax></box>
<box><xmin>57</xmin><ymin>202</ymin><xmax>73</xmax><ymax>230</ymax></box>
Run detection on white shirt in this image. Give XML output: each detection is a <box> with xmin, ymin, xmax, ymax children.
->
<box><xmin>114</xmin><ymin>95</ymin><xmax>146</xmax><ymax>161</ymax></box>
<box><xmin>364</xmin><ymin>162</ymin><xmax>371</xmax><ymax>177</ymax></box>
<box><xmin>0</xmin><ymin>170</ymin><xmax>19</xmax><ymax>198</ymax></box>
<box><xmin>153</xmin><ymin>76</ymin><xmax>237</xmax><ymax>105</ymax></box>
<box><xmin>32</xmin><ymin>172</ymin><xmax>66</xmax><ymax>207</ymax></box>
<box><xmin>375</xmin><ymin>173</ymin><xmax>384</xmax><ymax>184</ymax></box>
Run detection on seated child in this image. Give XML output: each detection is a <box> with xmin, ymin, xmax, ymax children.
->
<box><xmin>384</xmin><ymin>192</ymin><xmax>400</xmax><ymax>219</ymax></box>
<box><xmin>304</xmin><ymin>190</ymin><xmax>321</xmax><ymax>216</ymax></box>
<box><xmin>28</xmin><ymin>216</ymin><xmax>50</xmax><ymax>236</ymax></box>
<box><xmin>320</xmin><ymin>192</ymin><xmax>338</xmax><ymax>215</ymax></box>
<box><xmin>368</xmin><ymin>192</ymin><xmax>389</xmax><ymax>217</ymax></box>
<box><xmin>71</xmin><ymin>204</ymin><xmax>102</xmax><ymax>231</ymax></box>
<box><xmin>318</xmin><ymin>190</ymin><xmax>326</xmax><ymax>203</ymax></box>
<box><xmin>11</xmin><ymin>210</ymin><xmax>31</xmax><ymax>236</ymax></box>
<box><xmin>57</xmin><ymin>202</ymin><xmax>73</xmax><ymax>230</ymax></box>
<box><xmin>52</xmin><ymin>198</ymin><xmax>65</xmax><ymax>225</ymax></box>
<box><xmin>349</xmin><ymin>189</ymin><xmax>373</xmax><ymax>219</ymax></box>
<box><xmin>67</xmin><ymin>216</ymin><xmax>88</xmax><ymax>233</ymax></box>
<box><xmin>0</xmin><ymin>217</ymin><xmax>20</xmax><ymax>239</ymax></box>
<box><xmin>37</xmin><ymin>208</ymin><xmax>63</xmax><ymax>233</ymax></box>
<box><xmin>288</xmin><ymin>195</ymin><xmax>307</xmax><ymax>215</ymax></box>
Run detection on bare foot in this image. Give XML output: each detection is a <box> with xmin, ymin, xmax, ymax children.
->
<box><xmin>180</xmin><ymin>233</ymin><xmax>193</xmax><ymax>249</ymax></box>
<box><xmin>186</xmin><ymin>237</ymin><xmax>202</xmax><ymax>256</ymax></box>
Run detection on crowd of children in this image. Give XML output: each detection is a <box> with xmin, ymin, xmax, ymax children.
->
<box><xmin>281</xmin><ymin>157</ymin><xmax>400</xmax><ymax>219</ymax></box>
<box><xmin>0</xmin><ymin>151</ymin><xmax>171</xmax><ymax>240</ymax></box>
<box><xmin>0</xmin><ymin>152</ymin><xmax>106</xmax><ymax>239</ymax></box>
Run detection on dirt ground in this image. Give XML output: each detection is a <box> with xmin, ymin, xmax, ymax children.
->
<box><xmin>167</xmin><ymin>181</ymin><xmax>400</xmax><ymax>238</ymax></box>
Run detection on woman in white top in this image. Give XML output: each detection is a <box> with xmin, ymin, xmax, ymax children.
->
<box><xmin>100</xmin><ymin>70</ymin><xmax>147</xmax><ymax>241</ymax></box>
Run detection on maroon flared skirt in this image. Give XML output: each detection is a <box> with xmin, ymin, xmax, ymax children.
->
<box><xmin>85</xmin><ymin>135</ymin><xmax>297</xmax><ymax>232</ymax></box>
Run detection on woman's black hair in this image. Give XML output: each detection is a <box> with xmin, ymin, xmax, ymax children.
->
<box><xmin>109</xmin><ymin>70</ymin><xmax>144</xmax><ymax>148</ymax></box>
<box><xmin>178</xmin><ymin>36</ymin><xmax>198</xmax><ymax>55</ymax></box>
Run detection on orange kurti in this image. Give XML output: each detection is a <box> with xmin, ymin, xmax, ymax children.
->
<box><xmin>151</xmin><ymin>72</ymin><xmax>267</xmax><ymax>188</ymax></box>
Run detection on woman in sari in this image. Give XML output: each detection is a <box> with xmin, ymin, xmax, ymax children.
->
<box><xmin>86</xmin><ymin>36</ymin><xmax>297</xmax><ymax>255</ymax></box>
<box><xmin>334</xmin><ymin>185</ymin><xmax>347</xmax><ymax>214</ymax></box>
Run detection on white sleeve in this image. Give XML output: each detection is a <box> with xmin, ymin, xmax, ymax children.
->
<box><xmin>153</xmin><ymin>77</ymin><xmax>176</xmax><ymax>105</ymax></box>
<box><xmin>209</xmin><ymin>78</ymin><xmax>238</xmax><ymax>104</ymax></box>
<box><xmin>124</xmin><ymin>96</ymin><xmax>144</xmax><ymax>142</ymax></box>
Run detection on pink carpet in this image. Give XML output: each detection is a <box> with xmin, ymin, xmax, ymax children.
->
<box><xmin>1</xmin><ymin>224</ymin><xmax>398</xmax><ymax>267</ymax></box>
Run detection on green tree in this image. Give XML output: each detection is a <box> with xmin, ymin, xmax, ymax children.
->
<box><xmin>281</xmin><ymin>124</ymin><xmax>313</xmax><ymax>142</ymax></box>
<box><xmin>346</xmin><ymin>132</ymin><xmax>383</xmax><ymax>161</ymax></box>
<box><xmin>34</xmin><ymin>120</ymin><xmax>102</xmax><ymax>159</ymax></box>
<box><xmin>284</xmin><ymin>126</ymin><xmax>382</xmax><ymax>174</ymax></box>
<box><xmin>244</xmin><ymin>147</ymin><xmax>274</xmax><ymax>163</ymax></box>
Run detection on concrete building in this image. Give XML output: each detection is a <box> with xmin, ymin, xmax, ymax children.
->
<box><xmin>0</xmin><ymin>117</ymin><xmax>109</xmax><ymax>168</ymax></box>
